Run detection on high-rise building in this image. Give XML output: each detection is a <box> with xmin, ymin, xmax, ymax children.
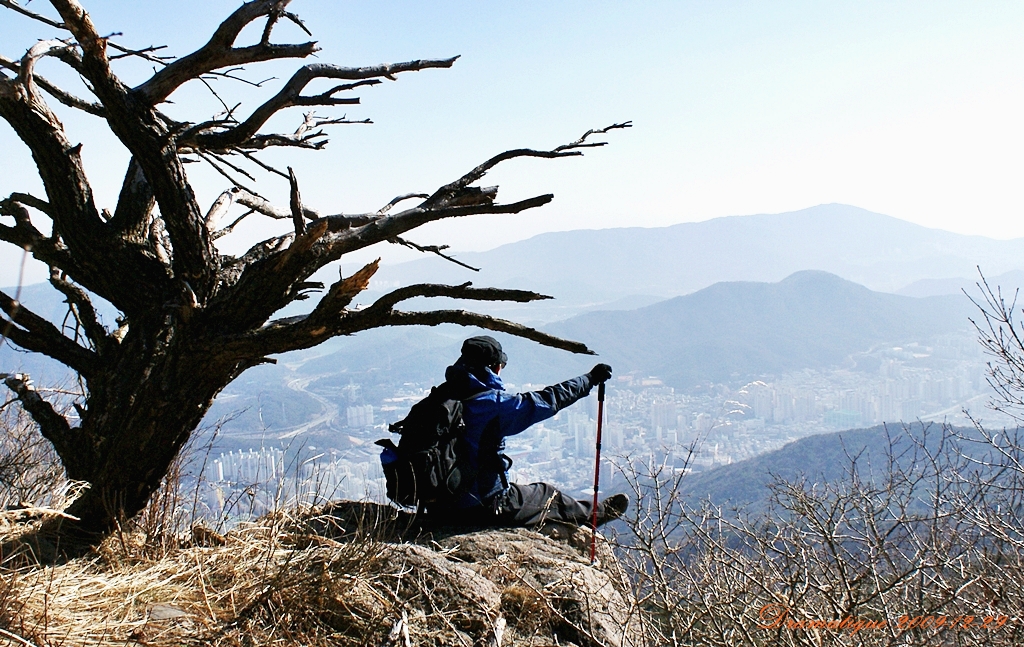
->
<box><xmin>651</xmin><ymin>400</ymin><xmax>678</xmax><ymax>431</ymax></box>
<box><xmin>695</xmin><ymin>413</ymin><xmax>714</xmax><ymax>433</ymax></box>
<box><xmin>566</xmin><ymin>409</ymin><xmax>593</xmax><ymax>456</ymax></box>
<box><xmin>346</xmin><ymin>404</ymin><xmax>374</xmax><ymax>428</ymax></box>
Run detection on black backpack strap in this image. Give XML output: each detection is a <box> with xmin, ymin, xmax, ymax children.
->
<box><xmin>476</xmin><ymin>412</ymin><xmax>512</xmax><ymax>492</ymax></box>
<box><xmin>496</xmin><ymin>454</ymin><xmax>511</xmax><ymax>490</ymax></box>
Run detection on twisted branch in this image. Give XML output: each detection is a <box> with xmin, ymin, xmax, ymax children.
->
<box><xmin>135</xmin><ymin>0</ymin><xmax>316</xmax><ymax>104</ymax></box>
<box><xmin>226</xmin><ymin>274</ymin><xmax>588</xmax><ymax>358</ymax></box>
<box><xmin>423</xmin><ymin>122</ymin><xmax>631</xmax><ymax>208</ymax></box>
<box><xmin>373</xmin><ymin>309</ymin><xmax>594</xmax><ymax>355</ymax></box>
<box><xmin>0</xmin><ymin>54</ymin><xmax>104</xmax><ymax>116</ymax></box>
<box><xmin>184</xmin><ymin>58</ymin><xmax>458</xmax><ymax>150</ymax></box>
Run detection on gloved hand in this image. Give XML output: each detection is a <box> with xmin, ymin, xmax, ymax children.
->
<box><xmin>587</xmin><ymin>363</ymin><xmax>613</xmax><ymax>385</ymax></box>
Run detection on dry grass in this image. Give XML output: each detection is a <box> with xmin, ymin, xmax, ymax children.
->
<box><xmin>0</xmin><ymin>411</ymin><xmax>408</xmax><ymax>647</ymax></box>
<box><xmin>1</xmin><ymin>509</ymin><xmax>397</xmax><ymax>647</ymax></box>
<box><xmin>0</xmin><ymin>498</ymin><xmax>530</xmax><ymax>647</ymax></box>
<box><xmin>0</xmin><ymin>408</ymin><xmax>66</xmax><ymax>510</ymax></box>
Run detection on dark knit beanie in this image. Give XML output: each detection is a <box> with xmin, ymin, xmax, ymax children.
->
<box><xmin>459</xmin><ymin>335</ymin><xmax>508</xmax><ymax>368</ymax></box>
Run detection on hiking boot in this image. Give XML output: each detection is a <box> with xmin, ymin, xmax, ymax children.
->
<box><xmin>595</xmin><ymin>493</ymin><xmax>629</xmax><ymax>526</ymax></box>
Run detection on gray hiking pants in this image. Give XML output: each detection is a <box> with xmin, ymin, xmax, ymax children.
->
<box><xmin>494</xmin><ymin>482</ymin><xmax>595</xmax><ymax>526</ymax></box>
<box><xmin>425</xmin><ymin>482</ymin><xmax>595</xmax><ymax>527</ymax></box>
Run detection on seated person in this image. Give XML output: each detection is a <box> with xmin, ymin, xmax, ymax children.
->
<box><xmin>424</xmin><ymin>335</ymin><xmax>627</xmax><ymax>527</ymax></box>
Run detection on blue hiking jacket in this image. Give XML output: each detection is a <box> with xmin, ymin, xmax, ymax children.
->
<box><xmin>442</xmin><ymin>362</ymin><xmax>594</xmax><ymax>508</ymax></box>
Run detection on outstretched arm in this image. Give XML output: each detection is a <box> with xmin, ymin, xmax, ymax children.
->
<box><xmin>496</xmin><ymin>364</ymin><xmax>612</xmax><ymax>437</ymax></box>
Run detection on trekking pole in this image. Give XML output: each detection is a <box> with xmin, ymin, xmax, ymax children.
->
<box><xmin>589</xmin><ymin>381</ymin><xmax>606</xmax><ymax>564</ymax></box>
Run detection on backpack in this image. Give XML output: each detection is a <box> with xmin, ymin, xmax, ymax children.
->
<box><xmin>375</xmin><ymin>386</ymin><xmax>474</xmax><ymax>509</ymax></box>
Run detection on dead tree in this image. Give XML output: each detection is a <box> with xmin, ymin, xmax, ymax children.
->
<box><xmin>0</xmin><ymin>0</ymin><xmax>628</xmax><ymax>549</ymax></box>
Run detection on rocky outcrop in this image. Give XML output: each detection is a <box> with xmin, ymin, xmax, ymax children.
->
<box><xmin>305</xmin><ymin>501</ymin><xmax>641</xmax><ymax>646</ymax></box>
<box><xmin>5</xmin><ymin>501</ymin><xmax>641</xmax><ymax>647</ymax></box>
<box><xmin>435</xmin><ymin>527</ymin><xmax>638</xmax><ymax>646</ymax></box>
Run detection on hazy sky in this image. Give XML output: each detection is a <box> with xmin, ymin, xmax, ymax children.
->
<box><xmin>2</xmin><ymin>1</ymin><xmax>1024</xmax><ymax>285</ymax></box>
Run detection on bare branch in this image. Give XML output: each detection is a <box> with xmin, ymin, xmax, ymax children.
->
<box><xmin>18</xmin><ymin>40</ymin><xmax>77</xmax><ymax>105</ymax></box>
<box><xmin>0</xmin><ymin>195</ymin><xmax>36</xmax><ymax>230</ymax></box>
<box><xmin>0</xmin><ymin>54</ymin><xmax>104</xmax><ymax>116</ymax></box>
<box><xmin>967</xmin><ymin>269</ymin><xmax>1024</xmax><ymax>423</ymax></box>
<box><xmin>214</xmin><ymin>192</ymin><xmax>552</xmax><ymax>334</ymax></box>
<box><xmin>292</xmin><ymin>86</ymin><xmax>363</xmax><ymax>106</ymax></box>
<box><xmin>0</xmin><ymin>54</ymin><xmax>107</xmax><ymax>269</ymax></box>
<box><xmin>234</xmin><ymin>147</ymin><xmax>289</xmax><ymax>178</ymax></box>
<box><xmin>373</xmin><ymin>309</ymin><xmax>594</xmax><ymax>355</ymax></box>
<box><xmin>8</xmin><ymin>192</ymin><xmax>51</xmax><ymax>217</ymax></box>
<box><xmin>0</xmin><ymin>200</ymin><xmax>77</xmax><ymax>275</ymax></box>
<box><xmin>48</xmin><ymin>267</ymin><xmax>114</xmax><ymax>354</ymax></box>
<box><xmin>0</xmin><ymin>0</ymin><xmax>66</xmax><ymax>29</ymax></box>
<box><xmin>205</xmin><ymin>187</ymin><xmax>240</xmax><ymax>232</ymax></box>
<box><xmin>234</xmin><ymin>188</ymin><xmax>318</xmax><ymax>220</ymax></box>
<box><xmin>49</xmin><ymin>0</ymin><xmax>112</xmax><ymax>75</ymax></box>
<box><xmin>274</xmin><ymin>218</ymin><xmax>328</xmax><ymax>271</ymax></box>
<box><xmin>196</xmin><ymin>150</ymin><xmax>261</xmax><ymax>196</ymax></box>
<box><xmin>552</xmin><ymin>121</ymin><xmax>633</xmax><ymax>152</ymax></box>
<box><xmin>229</xmin><ymin>122</ymin><xmax>364</xmax><ymax>150</ymax></box>
<box><xmin>184</xmin><ymin>57</ymin><xmax>458</xmax><ymax>150</ymax></box>
<box><xmin>209</xmin><ymin>152</ymin><xmax>256</xmax><ymax>182</ymax></box>
<box><xmin>231</xmin><ymin>188</ymin><xmax>381</xmax><ymax>231</ymax></box>
<box><xmin>323</xmin><ymin>194</ymin><xmax>554</xmax><ymax>257</ymax></box>
<box><xmin>287</xmin><ymin>166</ymin><xmax>305</xmax><ymax>235</ymax></box>
<box><xmin>52</xmin><ymin>0</ymin><xmax>219</xmax><ymax>301</ymax></box>
<box><xmin>218</xmin><ymin>123</ymin><xmax>613</xmax><ymax>308</ymax></box>
<box><xmin>422</xmin><ymin>122</ymin><xmax>631</xmax><ymax>209</ymax></box>
<box><xmin>212</xmin><ymin>208</ymin><xmax>255</xmax><ymax>239</ymax></box>
<box><xmin>107</xmin><ymin>42</ymin><xmax>171</xmax><ymax>63</ymax></box>
<box><xmin>389</xmin><ymin>235</ymin><xmax>480</xmax><ymax>272</ymax></box>
<box><xmin>281</xmin><ymin>10</ymin><xmax>310</xmax><ymax>36</ymax></box>
<box><xmin>377</xmin><ymin>193</ymin><xmax>429</xmax><ymax>216</ymax></box>
<box><xmin>193</xmin><ymin>80</ymin><xmax>237</xmax><ymax>121</ymax></box>
<box><xmin>223</xmin><ymin>266</ymin><xmax>589</xmax><ymax>358</ymax></box>
<box><xmin>304</xmin><ymin>258</ymin><xmax>380</xmax><ymax>319</ymax></box>
<box><xmin>0</xmin><ymin>373</ymin><xmax>73</xmax><ymax>456</ymax></box>
<box><xmin>0</xmin><ymin>288</ymin><xmax>99</xmax><ymax>376</ymax></box>
<box><xmin>135</xmin><ymin>0</ymin><xmax>318</xmax><ymax>104</ymax></box>
<box><xmin>364</xmin><ymin>282</ymin><xmax>552</xmax><ymax>313</ymax></box>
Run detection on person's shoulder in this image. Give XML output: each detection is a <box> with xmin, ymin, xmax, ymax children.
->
<box><xmin>464</xmin><ymin>388</ymin><xmax>495</xmax><ymax>400</ymax></box>
<box><xmin>464</xmin><ymin>388</ymin><xmax>527</xmax><ymax>412</ymax></box>
<box><xmin>461</xmin><ymin>388</ymin><xmax>500</xmax><ymax>408</ymax></box>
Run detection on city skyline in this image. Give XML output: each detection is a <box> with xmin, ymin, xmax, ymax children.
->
<box><xmin>195</xmin><ymin>325</ymin><xmax>1000</xmax><ymax>516</ymax></box>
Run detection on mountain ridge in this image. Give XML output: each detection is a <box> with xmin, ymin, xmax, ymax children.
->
<box><xmin>367</xmin><ymin>204</ymin><xmax>1024</xmax><ymax>319</ymax></box>
<box><xmin>528</xmin><ymin>270</ymin><xmax>976</xmax><ymax>388</ymax></box>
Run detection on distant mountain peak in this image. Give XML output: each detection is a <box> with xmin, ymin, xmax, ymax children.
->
<box><xmin>780</xmin><ymin>269</ymin><xmax>851</xmax><ymax>282</ymax></box>
<box><xmin>545</xmin><ymin>271</ymin><xmax>974</xmax><ymax>387</ymax></box>
<box><xmin>369</xmin><ymin>204</ymin><xmax>1024</xmax><ymax>308</ymax></box>
<box><xmin>777</xmin><ymin>270</ymin><xmax>870</xmax><ymax>291</ymax></box>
